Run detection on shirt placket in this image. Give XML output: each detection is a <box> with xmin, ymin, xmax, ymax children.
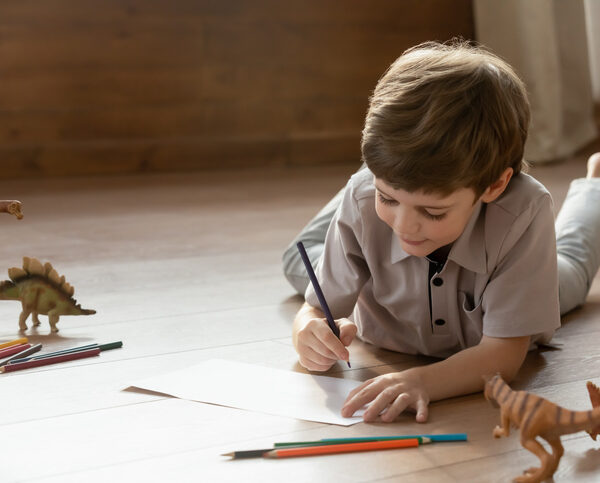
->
<box><xmin>429</xmin><ymin>262</ymin><xmax>450</xmax><ymax>335</ymax></box>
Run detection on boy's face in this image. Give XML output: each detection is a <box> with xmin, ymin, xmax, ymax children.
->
<box><xmin>374</xmin><ymin>178</ymin><xmax>480</xmax><ymax>257</ymax></box>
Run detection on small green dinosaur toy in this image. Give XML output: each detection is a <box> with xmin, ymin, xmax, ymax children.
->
<box><xmin>0</xmin><ymin>257</ymin><xmax>96</xmax><ymax>332</ymax></box>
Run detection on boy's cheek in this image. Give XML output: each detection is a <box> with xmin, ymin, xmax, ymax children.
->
<box><xmin>374</xmin><ymin>205</ymin><xmax>393</xmax><ymax>228</ymax></box>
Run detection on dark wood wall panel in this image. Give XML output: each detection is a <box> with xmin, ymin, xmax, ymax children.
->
<box><xmin>0</xmin><ymin>0</ymin><xmax>474</xmax><ymax>178</ymax></box>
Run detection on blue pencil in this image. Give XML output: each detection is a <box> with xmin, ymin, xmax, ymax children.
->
<box><xmin>296</xmin><ymin>241</ymin><xmax>351</xmax><ymax>368</ymax></box>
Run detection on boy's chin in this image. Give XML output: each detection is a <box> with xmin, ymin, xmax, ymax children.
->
<box><xmin>400</xmin><ymin>241</ymin><xmax>432</xmax><ymax>257</ymax></box>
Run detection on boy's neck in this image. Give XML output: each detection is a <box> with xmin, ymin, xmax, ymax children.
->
<box><xmin>425</xmin><ymin>244</ymin><xmax>452</xmax><ymax>265</ymax></box>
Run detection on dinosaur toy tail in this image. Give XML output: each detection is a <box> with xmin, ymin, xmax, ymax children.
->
<box><xmin>80</xmin><ymin>308</ymin><xmax>96</xmax><ymax>315</ymax></box>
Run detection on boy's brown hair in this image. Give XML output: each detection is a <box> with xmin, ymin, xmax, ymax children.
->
<box><xmin>361</xmin><ymin>40</ymin><xmax>530</xmax><ymax>197</ymax></box>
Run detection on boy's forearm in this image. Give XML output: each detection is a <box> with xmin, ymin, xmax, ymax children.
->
<box><xmin>414</xmin><ymin>335</ymin><xmax>530</xmax><ymax>402</ymax></box>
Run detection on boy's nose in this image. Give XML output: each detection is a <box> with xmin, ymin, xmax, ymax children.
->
<box><xmin>393</xmin><ymin>207</ymin><xmax>420</xmax><ymax>235</ymax></box>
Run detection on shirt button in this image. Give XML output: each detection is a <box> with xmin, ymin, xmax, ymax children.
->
<box><xmin>434</xmin><ymin>319</ymin><xmax>446</xmax><ymax>326</ymax></box>
<box><xmin>433</xmin><ymin>278</ymin><xmax>443</xmax><ymax>286</ymax></box>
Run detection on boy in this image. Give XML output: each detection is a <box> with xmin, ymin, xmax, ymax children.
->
<box><xmin>284</xmin><ymin>41</ymin><xmax>600</xmax><ymax>423</ymax></box>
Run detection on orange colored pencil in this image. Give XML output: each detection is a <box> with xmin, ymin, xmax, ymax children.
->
<box><xmin>0</xmin><ymin>338</ymin><xmax>28</xmax><ymax>350</ymax></box>
<box><xmin>264</xmin><ymin>438</ymin><xmax>419</xmax><ymax>458</ymax></box>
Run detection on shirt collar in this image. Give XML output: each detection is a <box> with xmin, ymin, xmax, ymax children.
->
<box><xmin>390</xmin><ymin>201</ymin><xmax>488</xmax><ymax>273</ymax></box>
<box><xmin>448</xmin><ymin>201</ymin><xmax>487</xmax><ymax>273</ymax></box>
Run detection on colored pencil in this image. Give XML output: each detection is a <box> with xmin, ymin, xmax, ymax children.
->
<box><xmin>264</xmin><ymin>438</ymin><xmax>419</xmax><ymax>458</ymax></box>
<box><xmin>0</xmin><ymin>343</ymin><xmax>31</xmax><ymax>359</ymax></box>
<box><xmin>0</xmin><ymin>344</ymin><xmax>42</xmax><ymax>367</ymax></box>
<box><xmin>0</xmin><ymin>347</ymin><xmax>101</xmax><ymax>373</ymax></box>
<box><xmin>223</xmin><ymin>437</ymin><xmax>431</xmax><ymax>459</ymax></box>
<box><xmin>8</xmin><ymin>341</ymin><xmax>123</xmax><ymax>364</ymax></box>
<box><xmin>0</xmin><ymin>337</ymin><xmax>28</xmax><ymax>350</ymax></box>
<box><xmin>296</xmin><ymin>241</ymin><xmax>351</xmax><ymax>368</ymax></box>
<box><xmin>222</xmin><ymin>448</ymin><xmax>273</xmax><ymax>459</ymax></box>
<box><xmin>275</xmin><ymin>433</ymin><xmax>468</xmax><ymax>446</ymax></box>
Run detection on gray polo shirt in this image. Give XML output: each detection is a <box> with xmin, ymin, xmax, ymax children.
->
<box><xmin>305</xmin><ymin>168</ymin><xmax>561</xmax><ymax>358</ymax></box>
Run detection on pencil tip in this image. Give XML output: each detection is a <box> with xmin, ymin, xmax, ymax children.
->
<box><xmin>220</xmin><ymin>452</ymin><xmax>233</xmax><ymax>457</ymax></box>
<box><xmin>347</xmin><ymin>361</ymin><xmax>351</xmax><ymax>368</ymax></box>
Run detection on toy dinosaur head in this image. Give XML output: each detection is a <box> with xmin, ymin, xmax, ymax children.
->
<box><xmin>483</xmin><ymin>374</ymin><xmax>501</xmax><ymax>408</ymax></box>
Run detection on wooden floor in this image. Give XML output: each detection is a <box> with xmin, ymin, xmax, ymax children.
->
<box><xmin>1</xmin><ymin>150</ymin><xmax>600</xmax><ymax>482</ymax></box>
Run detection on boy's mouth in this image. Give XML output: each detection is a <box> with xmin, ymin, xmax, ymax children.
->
<box><xmin>400</xmin><ymin>237</ymin><xmax>426</xmax><ymax>246</ymax></box>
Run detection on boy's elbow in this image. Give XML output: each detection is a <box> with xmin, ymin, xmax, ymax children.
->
<box><xmin>480</xmin><ymin>334</ymin><xmax>530</xmax><ymax>382</ymax></box>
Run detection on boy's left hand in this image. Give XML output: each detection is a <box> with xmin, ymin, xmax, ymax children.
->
<box><xmin>341</xmin><ymin>369</ymin><xmax>429</xmax><ymax>423</ymax></box>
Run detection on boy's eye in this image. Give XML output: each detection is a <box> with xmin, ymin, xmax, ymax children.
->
<box><xmin>377</xmin><ymin>193</ymin><xmax>397</xmax><ymax>205</ymax></box>
<box><xmin>422</xmin><ymin>210</ymin><xmax>447</xmax><ymax>221</ymax></box>
<box><xmin>377</xmin><ymin>192</ymin><xmax>447</xmax><ymax>220</ymax></box>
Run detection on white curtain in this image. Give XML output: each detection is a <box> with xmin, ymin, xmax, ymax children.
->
<box><xmin>473</xmin><ymin>0</ymin><xmax>597</xmax><ymax>163</ymax></box>
<box><xmin>585</xmin><ymin>0</ymin><xmax>600</xmax><ymax>102</ymax></box>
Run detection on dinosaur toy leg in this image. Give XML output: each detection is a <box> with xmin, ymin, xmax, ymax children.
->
<box><xmin>493</xmin><ymin>410</ymin><xmax>511</xmax><ymax>438</ymax></box>
<box><xmin>543</xmin><ymin>437</ymin><xmax>564</xmax><ymax>479</ymax></box>
<box><xmin>515</xmin><ymin>437</ymin><xmax>551</xmax><ymax>483</ymax></box>
<box><xmin>48</xmin><ymin>312</ymin><xmax>60</xmax><ymax>332</ymax></box>
<box><xmin>32</xmin><ymin>313</ymin><xmax>41</xmax><ymax>327</ymax></box>
<box><xmin>18</xmin><ymin>308</ymin><xmax>31</xmax><ymax>331</ymax></box>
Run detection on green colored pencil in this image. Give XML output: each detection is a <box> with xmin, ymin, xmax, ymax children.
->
<box><xmin>274</xmin><ymin>433</ymin><xmax>466</xmax><ymax>447</ymax></box>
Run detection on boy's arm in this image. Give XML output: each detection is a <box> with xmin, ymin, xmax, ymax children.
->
<box><xmin>342</xmin><ymin>334</ymin><xmax>529</xmax><ymax>422</ymax></box>
<box><xmin>419</xmin><ymin>334</ymin><xmax>530</xmax><ymax>401</ymax></box>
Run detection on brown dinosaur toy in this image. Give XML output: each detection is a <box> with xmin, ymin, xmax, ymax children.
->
<box><xmin>0</xmin><ymin>257</ymin><xmax>96</xmax><ymax>332</ymax></box>
<box><xmin>484</xmin><ymin>374</ymin><xmax>600</xmax><ymax>482</ymax></box>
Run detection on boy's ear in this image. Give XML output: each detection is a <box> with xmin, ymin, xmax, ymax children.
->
<box><xmin>480</xmin><ymin>167</ymin><xmax>513</xmax><ymax>203</ymax></box>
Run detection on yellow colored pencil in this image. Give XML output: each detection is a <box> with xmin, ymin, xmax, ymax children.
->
<box><xmin>0</xmin><ymin>338</ymin><xmax>28</xmax><ymax>350</ymax></box>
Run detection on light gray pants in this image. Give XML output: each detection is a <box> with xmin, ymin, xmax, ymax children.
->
<box><xmin>282</xmin><ymin>178</ymin><xmax>600</xmax><ymax>316</ymax></box>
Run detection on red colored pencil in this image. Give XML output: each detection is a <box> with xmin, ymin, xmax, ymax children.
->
<box><xmin>0</xmin><ymin>347</ymin><xmax>101</xmax><ymax>373</ymax></box>
<box><xmin>0</xmin><ymin>343</ymin><xmax>31</xmax><ymax>359</ymax></box>
<box><xmin>264</xmin><ymin>438</ymin><xmax>419</xmax><ymax>458</ymax></box>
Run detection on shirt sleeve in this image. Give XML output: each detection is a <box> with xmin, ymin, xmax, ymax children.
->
<box><xmin>481</xmin><ymin>193</ymin><xmax>561</xmax><ymax>338</ymax></box>
<box><xmin>304</xmin><ymin>178</ymin><xmax>370</xmax><ymax>319</ymax></box>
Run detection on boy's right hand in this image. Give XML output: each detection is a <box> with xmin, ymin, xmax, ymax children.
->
<box><xmin>294</xmin><ymin>315</ymin><xmax>357</xmax><ymax>372</ymax></box>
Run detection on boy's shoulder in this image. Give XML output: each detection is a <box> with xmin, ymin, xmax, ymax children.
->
<box><xmin>347</xmin><ymin>166</ymin><xmax>376</xmax><ymax>202</ymax></box>
<box><xmin>492</xmin><ymin>172</ymin><xmax>552</xmax><ymax>217</ymax></box>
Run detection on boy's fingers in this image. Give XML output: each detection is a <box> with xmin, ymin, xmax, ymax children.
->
<box><xmin>345</xmin><ymin>378</ymin><xmax>374</xmax><ymax>400</ymax></box>
<box><xmin>415</xmin><ymin>398</ymin><xmax>429</xmax><ymax>423</ymax></box>
<box><xmin>338</xmin><ymin>321</ymin><xmax>357</xmax><ymax>346</ymax></box>
<box><xmin>381</xmin><ymin>393</ymin><xmax>411</xmax><ymax>422</ymax></box>
<box><xmin>362</xmin><ymin>389</ymin><xmax>404</xmax><ymax>422</ymax></box>
<box><xmin>300</xmin><ymin>320</ymin><xmax>339</xmax><ymax>360</ymax></box>
<box><xmin>302</xmin><ymin>346</ymin><xmax>337</xmax><ymax>367</ymax></box>
<box><xmin>299</xmin><ymin>347</ymin><xmax>336</xmax><ymax>372</ymax></box>
<box><xmin>342</xmin><ymin>382</ymin><xmax>378</xmax><ymax>417</ymax></box>
<box><xmin>319</xmin><ymin>326</ymin><xmax>349</xmax><ymax>361</ymax></box>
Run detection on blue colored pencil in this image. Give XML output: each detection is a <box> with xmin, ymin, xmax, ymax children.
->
<box><xmin>319</xmin><ymin>433</ymin><xmax>468</xmax><ymax>444</ymax></box>
<box><xmin>296</xmin><ymin>241</ymin><xmax>350</xmax><ymax>368</ymax></box>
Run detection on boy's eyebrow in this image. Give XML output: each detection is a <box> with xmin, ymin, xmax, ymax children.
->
<box><xmin>375</xmin><ymin>185</ymin><xmax>454</xmax><ymax>209</ymax></box>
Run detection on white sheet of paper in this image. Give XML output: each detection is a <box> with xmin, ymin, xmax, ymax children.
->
<box><xmin>127</xmin><ymin>359</ymin><xmax>364</xmax><ymax>426</ymax></box>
